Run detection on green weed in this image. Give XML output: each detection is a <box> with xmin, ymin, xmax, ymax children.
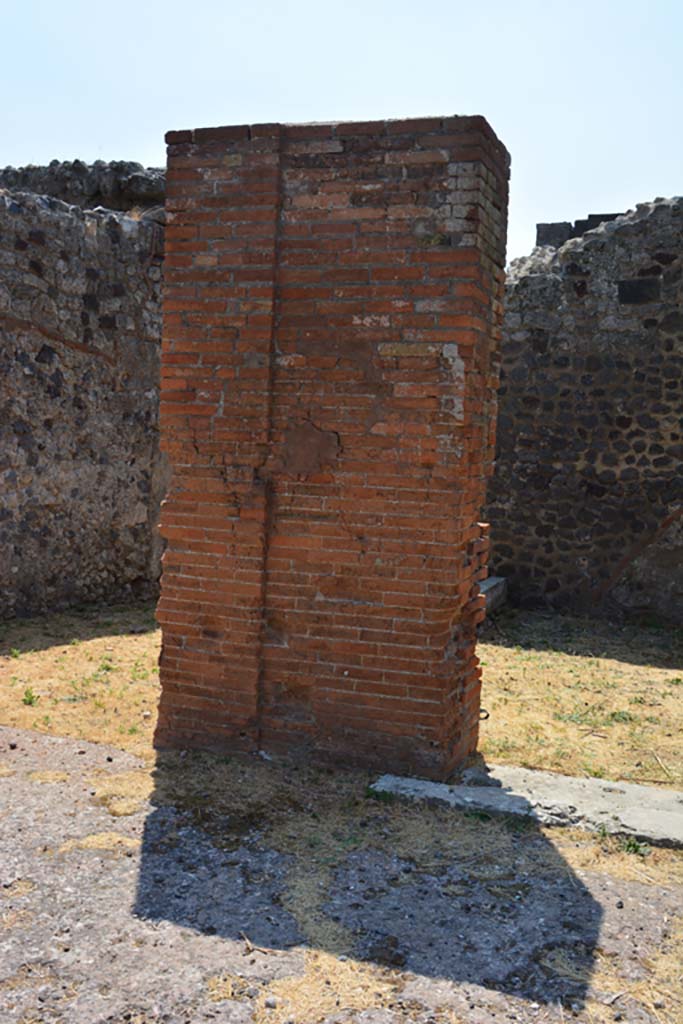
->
<box><xmin>607</xmin><ymin>710</ymin><xmax>635</xmax><ymax>724</ymax></box>
<box><xmin>365</xmin><ymin>786</ymin><xmax>395</xmax><ymax>804</ymax></box>
<box><xmin>620</xmin><ymin>836</ymin><xmax>650</xmax><ymax>857</ymax></box>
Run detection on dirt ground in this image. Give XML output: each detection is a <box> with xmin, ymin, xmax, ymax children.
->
<box><xmin>1</xmin><ymin>603</ymin><xmax>682</xmax><ymax>1023</ymax></box>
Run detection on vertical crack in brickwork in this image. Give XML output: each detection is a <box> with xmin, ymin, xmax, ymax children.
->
<box><xmin>254</xmin><ymin>128</ymin><xmax>284</xmax><ymax>751</ymax></box>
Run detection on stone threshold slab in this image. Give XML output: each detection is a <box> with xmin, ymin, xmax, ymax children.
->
<box><xmin>370</xmin><ymin>764</ymin><xmax>683</xmax><ymax>848</ymax></box>
<box><xmin>479</xmin><ymin>574</ymin><xmax>507</xmax><ymax>614</ymax></box>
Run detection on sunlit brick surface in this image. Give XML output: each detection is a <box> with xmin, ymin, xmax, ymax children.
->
<box><xmin>155</xmin><ymin>117</ymin><xmax>509</xmax><ymax>779</ymax></box>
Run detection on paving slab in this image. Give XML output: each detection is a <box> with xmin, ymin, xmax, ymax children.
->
<box><xmin>371</xmin><ymin>765</ymin><xmax>683</xmax><ymax>848</ymax></box>
<box><xmin>479</xmin><ymin>574</ymin><xmax>508</xmax><ymax>614</ymax></box>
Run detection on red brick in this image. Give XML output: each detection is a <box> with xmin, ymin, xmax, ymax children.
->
<box><xmin>156</xmin><ymin>117</ymin><xmax>509</xmax><ymax>780</ymax></box>
<box><xmin>165</xmin><ymin>129</ymin><xmax>193</xmax><ymax>145</ymax></box>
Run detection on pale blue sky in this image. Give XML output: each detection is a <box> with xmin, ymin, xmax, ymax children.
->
<box><xmin>3</xmin><ymin>0</ymin><xmax>681</xmax><ymax>257</ymax></box>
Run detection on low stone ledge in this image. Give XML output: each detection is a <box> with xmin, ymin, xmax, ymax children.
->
<box><xmin>479</xmin><ymin>575</ymin><xmax>507</xmax><ymax>615</ymax></box>
<box><xmin>370</xmin><ymin>765</ymin><xmax>683</xmax><ymax>848</ymax></box>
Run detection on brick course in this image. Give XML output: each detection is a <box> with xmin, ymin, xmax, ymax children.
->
<box><xmin>155</xmin><ymin>117</ymin><xmax>509</xmax><ymax>779</ymax></box>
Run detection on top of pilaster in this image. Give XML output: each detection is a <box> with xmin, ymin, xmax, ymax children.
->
<box><xmin>165</xmin><ymin>115</ymin><xmax>510</xmax><ymax>176</ymax></box>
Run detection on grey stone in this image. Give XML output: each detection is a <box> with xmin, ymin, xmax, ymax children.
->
<box><xmin>536</xmin><ymin>214</ymin><xmax>622</xmax><ymax>249</ymax></box>
<box><xmin>0</xmin><ymin>187</ymin><xmax>166</xmax><ymax>616</ymax></box>
<box><xmin>0</xmin><ymin>160</ymin><xmax>165</xmax><ymax>212</ymax></box>
<box><xmin>487</xmin><ymin>196</ymin><xmax>683</xmax><ymax>622</ymax></box>
<box><xmin>479</xmin><ymin>575</ymin><xmax>507</xmax><ymax>614</ymax></box>
<box><xmin>371</xmin><ymin>765</ymin><xmax>683</xmax><ymax>847</ymax></box>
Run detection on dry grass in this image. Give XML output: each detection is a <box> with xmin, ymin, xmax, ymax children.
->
<box><xmin>207</xmin><ymin>954</ymin><xmax>404</xmax><ymax>1024</ymax></box>
<box><xmin>576</xmin><ymin>917</ymin><xmax>683</xmax><ymax>1024</ymax></box>
<box><xmin>2</xmin><ymin>601</ymin><xmax>682</xmax><ymax>916</ymax></box>
<box><xmin>1</xmin><ymin>963</ymin><xmax>56</xmax><ymax>992</ymax></box>
<box><xmin>0</xmin><ymin>602</ymin><xmax>158</xmax><ymax>762</ymax></box>
<box><xmin>1</xmin><ymin>907</ymin><xmax>33</xmax><ymax>931</ymax></box>
<box><xmin>196</xmin><ymin>778</ymin><xmax>683</xmax><ymax>1024</ymax></box>
<box><xmin>552</xmin><ymin>827</ymin><xmax>683</xmax><ymax>887</ymax></box>
<box><xmin>207</xmin><ymin>973</ymin><xmax>259</xmax><ymax>1002</ymax></box>
<box><xmin>253</xmin><ymin>950</ymin><xmax>401</xmax><ymax>1024</ymax></box>
<box><xmin>1</xmin><ymin>879</ymin><xmax>35</xmax><ymax>899</ymax></box>
<box><xmin>92</xmin><ymin>747</ymin><xmax>683</xmax><ymax>959</ymax></box>
<box><xmin>87</xmin><ymin>768</ymin><xmax>154</xmax><ymax>816</ymax></box>
<box><xmin>27</xmin><ymin>769</ymin><xmax>68</xmax><ymax>784</ymax></box>
<box><xmin>2</xmin><ymin>601</ymin><xmax>681</xmax><ymax>786</ymax></box>
<box><xmin>0</xmin><ymin>963</ymin><xmax>78</xmax><ymax>1015</ymax></box>
<box><xmin>59</xmin><ymin>831</ymin><xmax>140</xmax><ymax>855</ymax></box>
<box><xmin>206</xmin><ymin>953</ymin><xmax>452</xmax><ymax>1024</ymax></box>
<box><xmin>479</xmin><ymin>608</ymin><xmax>683</xmax><ymax>786</ymax></box>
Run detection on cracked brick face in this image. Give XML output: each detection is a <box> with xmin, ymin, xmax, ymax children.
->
<box><xmin>155</xmin><ymin>117</ymin><xmax>509</xmax><ymax>779</ymax></box>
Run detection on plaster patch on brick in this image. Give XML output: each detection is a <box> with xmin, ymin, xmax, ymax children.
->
<box><xmin>277</xmin><ymin>420</ymin><xmax>341</xmax><ymax>479</ymax></box>
<box><xmin>440</xmin><ymin>342</ymin><xmax>465</xmax><ymax>422</ymax></box>
<box><xmin>352</xmin><ymin>314</ymin><xmax>390</xmax><ymax>328</ymax></box>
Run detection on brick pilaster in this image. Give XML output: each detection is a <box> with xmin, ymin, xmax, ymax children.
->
<box><xmin>156</xmin><ymin>117</ymin><xmax>509</xmax><ymax>779</ymax></box>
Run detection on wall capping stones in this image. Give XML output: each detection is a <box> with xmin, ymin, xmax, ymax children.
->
<box><xmin>535</xmin><ymin>212</ymin><xmax>622</xmax><ymax>249</ymax></box>
<box><xmin>0</xmin><ymin>160</ymin><xmax>165</xmax><ymax>213</ymax></box>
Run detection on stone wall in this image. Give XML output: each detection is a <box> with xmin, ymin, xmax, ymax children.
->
<box><xmin>486</xmin><ymin>199</ymin><xmax>683</xmax><ymax>622</ymax></box>
<box><xmin>155</xmin><ymin>117</ymin><xmax>509</xmax><ymax>779</ymax></box>
<box><xmin>535</xmin><ymin>213</ymin><xmax>622</xmax><ymax>249</ymax></box>
<box><xmin>0</xmin><ymin>188</ymin><xmax>166</xmax><ymax>617</ymax></box>
<box><xmin>0</xmin><ymin>160</ymin><xmax>165</xmax><ymax>214</ymax></box>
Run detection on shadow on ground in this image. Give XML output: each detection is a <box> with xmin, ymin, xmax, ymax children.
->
<box><xmin>483</xmin><ymin>607</ymin><xmax>683</xmax><ymax>670</ymax></box>
<box><xmin>134</xmin><ymin>749</ymin><xmax>603</xmax><ymax>1010</ymax></box>
<box><xmin>0</xmin><ymin>601</ymin><xmax>158</xmax><ymax>656</ymax></box>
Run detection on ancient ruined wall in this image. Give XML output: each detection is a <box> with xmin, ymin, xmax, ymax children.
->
<box><xmin>155</xmin><ymin>116</ymin><xmax>509</xmax><ymax>779</ymax></box>
<box><xmin>486</xmin><ymin>199</ymin><xmax>683</xmax><ymax>622</ymax></box>
<box><xmin>0</xmin><ymin>189</ymin><xmax>166</xmax><ymax>617</ymax></box>
<box><xmin>0</xmin><ymin>160</ymin><xmax>165</xmax><ymax>213</ymax></box>
<box><xmin>535</xmin><ymin>213</ymin><xmax>622</xmax><ymax>249</ymax></box>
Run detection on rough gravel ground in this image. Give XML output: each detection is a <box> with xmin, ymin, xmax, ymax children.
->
<box><xmin>2</xmin><ymin>725</ymin><xmax>682</xmax><ymax>1024</ymax></box>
